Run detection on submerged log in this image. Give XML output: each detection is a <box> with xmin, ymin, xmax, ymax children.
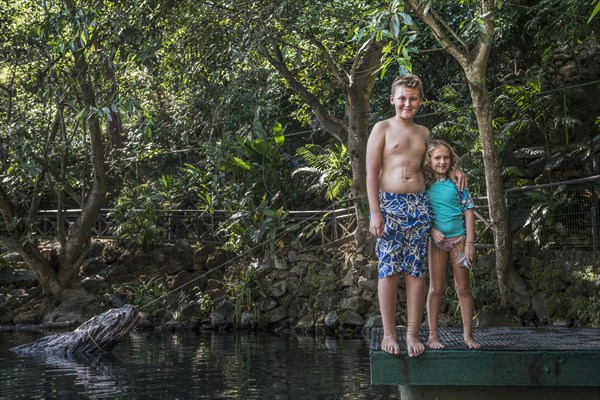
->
<box><xmin>10</xmin><ymin>304</ymin><xmax>140</xmax><ymax>356</ymax></box>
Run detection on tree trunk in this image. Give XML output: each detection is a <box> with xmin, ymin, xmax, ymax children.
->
<box><xmin>346</xmin><ymin>41</ymin><xmax>383</xmax><ymax>248</ymax></box>
<box><xmin>57</xmin><ymin>21</ymin><xmax>107</xmax><ymax>290</ymax></box>
<box><xmin>466</xmin><ymin>76</ymin><xmax>529</xmax><ymax>309</ymax></box>
<box><xmin>406</xmin><ymin>0</ymin><xmax>529</xmax><ymax>309</ymax></box>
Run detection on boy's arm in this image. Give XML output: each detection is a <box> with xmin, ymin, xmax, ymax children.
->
<box><xmin>464</xmin><ymin>209</ymin><xmax>476</xmax><ymax>262</ymax></box>
<box><xmin>366</xmin><ymin>123</ymin><xmax>385</xmax><ymax>237</ymax></box>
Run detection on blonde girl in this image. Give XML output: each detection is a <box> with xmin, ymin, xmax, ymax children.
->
<box><xmin>423</xmin><ymin>140</ymin><xmax>480</xmax><ymax>349</ymax></box>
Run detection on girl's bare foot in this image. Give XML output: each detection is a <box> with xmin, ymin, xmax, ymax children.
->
<box><xmin>464</xmin><ymin>337</ymin><xmax>481</xmax><ymax>349</ymax></box>
<box><xmin>406</xmin><ymin>336</ymin><xmax>426</xmax><ymax>357</ymax></box>
<box><xmin>381</xmin><ymin>336</ymin><xmax>400</xmax><ymax>355</ymax></box>
<box><xmin>427</xmin><ymin>336</ymin><xmax>445</xmax><ymax>349</ymax></box>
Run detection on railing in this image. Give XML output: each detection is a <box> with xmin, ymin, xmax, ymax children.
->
<box><xmin>34</xmin><ymin>207</ymin><xmax>357</xmax><ymax>247</ymax></box>
<box><xmin>34</xmin><ymin>175</ymin><xmax>600</xmax><ymax>250</ymax></box>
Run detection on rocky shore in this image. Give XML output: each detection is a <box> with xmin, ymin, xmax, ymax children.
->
<box><xmin>1</xmin><ymin>239</ymin><xmax>599</xmax><ymax>335</ymax></box>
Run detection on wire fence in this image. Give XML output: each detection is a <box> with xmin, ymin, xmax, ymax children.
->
<box><xmin>505</xmin><ymin>175</ymin><xmax>600</xmax><ymax>250</ymax></box>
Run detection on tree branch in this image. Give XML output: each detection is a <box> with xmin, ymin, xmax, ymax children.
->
<box><xmin>259</xmin><ymin>41</ymin><xmax>347</xmax><ymax>143</ymax></box>
<box><xmin>406</xmin><ymin>0</ymin><xmax>469</xmax><ymax>66</ymax></box>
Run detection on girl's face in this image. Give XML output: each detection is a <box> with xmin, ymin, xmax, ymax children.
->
<box><xmin>430</xmin><ymin>146</ymin><xmax>452</xmax><ymax>178</ymax></box>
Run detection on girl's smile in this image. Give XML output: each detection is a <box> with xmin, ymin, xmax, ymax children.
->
<box><xmin>430</xmin><ymin>147</ymin><xmax>452</xmax><ymax>179</ymax></box>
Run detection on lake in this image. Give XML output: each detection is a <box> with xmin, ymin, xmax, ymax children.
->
<box><xmin>0</xmin><ymin>330</ymin><xmax>397</xmax><ymax>399</ymax></box>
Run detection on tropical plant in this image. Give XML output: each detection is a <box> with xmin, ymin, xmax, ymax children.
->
<box><xmin>494</xmin><ymin>75</ymin><xmax>579</xmax><ymax>157</ymax></box>
<box><xmin>109</xmin><ymin>184</ymin><xmax>166</xmax><ymax>252</ymax></box>
<box><xmin>293</xmin><ymin>143</ymin><xmax>352</xmax><ymax>202</ymax></box>
<box><xmin>224</xmin><ymin>265</ymin><xmax>266</xmax><ymax>327</ymax></box>
<box><xmin>521</xmin><ymin>186</ymin><xmax>569</xmax><ymax>246</ymax></box>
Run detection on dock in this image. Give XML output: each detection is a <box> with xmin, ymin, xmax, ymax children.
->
<box><xmin>370</xmin><ymin>326</ymin><xmax>600</xmax><ymax>400</ymax></box>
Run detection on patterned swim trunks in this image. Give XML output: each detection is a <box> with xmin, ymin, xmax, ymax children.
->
<box><xmin>375</xmin><ymin>192</ymin><xmax>433</xmax><ymax>279</ymax></box>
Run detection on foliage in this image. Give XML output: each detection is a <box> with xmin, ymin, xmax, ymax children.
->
<box><xmin>224</xmin><ymin>265</ymin><xmax>266</xmax><ymax>327</ymax></box>
<box><xmin>494</xmin><ymin>75</ymin><xmax>579</xmax><ymax>151</ymax></box>
<box><xmin>128</xmin><ymin>280</ymin><xmax>170</xmax><ymax>316</ymax></box>
<box><xmin>521</xmin><ymin>186</ymin><xmax>569</xmax><ymax>246</ymax></box>
<box><xmin>425</xmin><ymin>87</ymin><xmax>486</xmax><ymax>196</ymax></box>
<box><xmin>529</xmin><ymin>261</ymin><xmax>600</xmax><ymax>327</ymax></box>
<box><xmin>109</xmin><ymin>184</ymin><xmax>166</xmax><ymax>252</ymax></box>
<box><xmin>293</xmin><ymin>143</ymin><xmax>352</xmax><ymax>202</ymax></box>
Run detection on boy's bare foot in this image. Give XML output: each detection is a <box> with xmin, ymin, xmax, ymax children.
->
<box><xmin>381</xmin><ymin>336</ymin><xmax>400</xmax><ymax>355</ymax></box>
<box><xmin>427</xmin><ymin>336</ymin><xmax>445</xmax><ymax>349</ymax></box>
<box><xmin>464</xmin><ymin>337</ymin><xmax>481</xmax><ymax>349</ymax></box>
<box><xmin>406</xmin><ymin>336</ymin><xmax>425</xmax><ymax>357</ymax></box>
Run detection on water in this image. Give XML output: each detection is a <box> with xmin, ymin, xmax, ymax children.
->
<box><xmin>0</xmin><ymin>331</ymin><xmax>397</xmax><ymax>399</ymax></box>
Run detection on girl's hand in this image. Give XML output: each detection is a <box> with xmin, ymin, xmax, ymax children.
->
<box><xmin>464</xmin><ymin>242</ymin><xmax>475</xmax><ymax>263</ymax></box>
<box><xmin>431</xmin><ymin>228</ymin><xmax>445</xmax><ymax>243</ymax></box>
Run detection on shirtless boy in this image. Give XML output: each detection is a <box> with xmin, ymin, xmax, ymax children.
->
<box><xmin>366</xmin><ymin>73</ymin><xmax>434</xmax><ymax>357</ymax></box>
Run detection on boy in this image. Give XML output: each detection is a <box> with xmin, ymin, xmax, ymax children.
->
<box><xmin>366</xmin><ymin>74</ymin><xmax>463</xmax><ymax>357</ymax></box>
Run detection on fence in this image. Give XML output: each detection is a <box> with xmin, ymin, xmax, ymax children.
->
<box><xmin>505</xmin><ymin>175</ymin><xmax>600</xmax><ymax>251</ymax></box>
<box><xmin>35</xmin><ymin>207</ymin><xmax>357</xmax><ymax>248</ymax></box>
<box><xmin>32</xmin><ymin>176</ymin><xmax>600</xmax><ymax>251</ymax></box>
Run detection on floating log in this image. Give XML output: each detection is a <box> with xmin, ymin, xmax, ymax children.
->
<box><xmin>10</xmin><ymin>304</ymin><xmax>140</xmax><ymax>356</ymax></box>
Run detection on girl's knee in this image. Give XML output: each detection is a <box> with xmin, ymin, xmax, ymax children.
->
<box><xmin>454</xmin><ymin>284</ymin><xmax>471</xmax><ymax>298</ymax></box>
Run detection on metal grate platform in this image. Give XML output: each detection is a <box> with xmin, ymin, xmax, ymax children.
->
<box><xmin>370</xmin><ymin>326</ymin><xmax>600</xmax><ymax>351</ymax></box>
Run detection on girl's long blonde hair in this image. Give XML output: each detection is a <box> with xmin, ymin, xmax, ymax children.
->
<box><xmin>422</xmin><ymin>139</ymin><xmax>461</xmax><ymax>185</ymax></box>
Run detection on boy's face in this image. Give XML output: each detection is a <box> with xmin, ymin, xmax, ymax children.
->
<box><xmin>390</xmin><ymin>86</ymin><xmax>422</xmax><ymax>120</ymax></box>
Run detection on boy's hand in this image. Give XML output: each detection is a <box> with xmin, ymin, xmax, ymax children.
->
<box><xmin>451</xmin><ymin>169</ymin><xmax>468</xmax><ymax>191</ymax></box>
<box><xmin>370</xmin><ymin>212</ymin><xmax>384</xmax><ymax>238</ymax></box>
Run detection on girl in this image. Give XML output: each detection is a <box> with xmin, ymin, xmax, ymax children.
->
<box><xmin>423</xmin><ymin>140</ymin><xmax>480</xmax><ymax>349</ymax></box>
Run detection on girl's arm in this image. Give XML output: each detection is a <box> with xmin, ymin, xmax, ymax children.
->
<box><xmin>464</xmin><ymin>209</ymin><xmax>476</xmax><ymax>262</ymax></box>
<box><xmin>431</xmin><ymin>227</ymin><xmax>445</xmax><ymax>243</ymax></box>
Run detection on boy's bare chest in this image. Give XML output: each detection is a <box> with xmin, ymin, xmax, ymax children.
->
<box><xmin>384</xmin><ymin>132</ymin><xmax>426</xmax><ymax>156</ymax></box>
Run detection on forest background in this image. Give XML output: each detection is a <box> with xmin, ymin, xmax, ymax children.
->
<box><xmin>1</xmin><ymin>0</ymin><xmax>599</xmax><ymax>327</ymax></box>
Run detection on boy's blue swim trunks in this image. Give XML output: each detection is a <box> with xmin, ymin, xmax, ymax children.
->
<box><xmin>374</xmin><ymin>192</ymin><xmax>433</xmax><ymax>279</ymax></box>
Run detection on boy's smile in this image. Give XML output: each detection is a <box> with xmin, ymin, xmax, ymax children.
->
<box><xmin>390</xmin><ymin>86</ymin><xmax>422</xmax><ymax>119</ymax></box>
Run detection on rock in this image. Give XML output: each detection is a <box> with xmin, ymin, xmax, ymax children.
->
<box><xmin>265</xmin><ymin>306</ymin><xmax>288</xmax><ymax>324</ymax></box>
<box><xmin>239</xmin><ymin>311</ymin><xmax>256</xmax><ymax>329</ymax></box>
<box><xmin>211</xmin><ymin>299</ymin><xmax>235</xmax><ymax>328</ymax></box>
<box><xmin>341</xmin><ymin>269</ymin><xmax>354</xmax><ymax>287</ymax></box>
<box><xmin>273</xmin><ymin>256</ymin><xmax>288</xmax><ymax>270</ymax></box>
<box><xmin>265</xmin><ymin>281</ymin><xmax>287</xmax><ymax>298</ymax></box>
<box><xmin>80</xmin><ymin>257</ymin><xmax>108</xmax><ymax>276</ymax></box>
<box><xmin>324</xmin><ymin>311</ymin><xmax>339</xmax><ymax>328</ymax></box>
<box><xmin>531</xmin><ymin>292</ymin><xmax>548</xmax><ymax>323</ymax></box>
<box><xmin>166</xmin><ymin>240</ymin><xmax>193</xmax><ymax>274</ymax></box>
<box><xmin>295</xmin><ymin>313</ymin><xmax>316</xmax><ymax>334</ymax></box>
<box><xmin>80</xmin><ymin>275</ymin><xmax>105</xmax><ymax>292</ymax></box>
<box><xmin>0</xmin><ymin>268</ymin><xmax>37</xmax><ymax>286</ymax></box>
<box><xmin>257</xmin><ymin>296</ymin><xmax>278</xmax><ymax>311</ymax></box>
<box><xmin>339</xmin><ymin>310</ymin><xmax>364</xmax><ymax>326</ymax></box>
<box><xmin>363</xmin><ymin>314</ymin><xmax>382</xmax><ymax>329</ymax></box>
<box><xmin>339</xmin><ymin>296</ymin><xmax>367</xmax><ymax>314</ymax></box>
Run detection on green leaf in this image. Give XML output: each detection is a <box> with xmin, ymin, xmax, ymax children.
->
<box><xmin>589</xmin><ymin>1</ymin><xmax>600</xmax><ymax>23</ymax></box>
<box><xmin>390</xmin><ymin>14</ymin><xmax>400</xmax><ymax>37</ymax></box>
<box><xmin>272</xmin><ymin>122</ymin><xmax>284</xmax><ymax>145</ymax></box>
<box><xmin>232</xmin><ymin>156</ymin><xmax>252</xmax><ymax>171</ymax></box>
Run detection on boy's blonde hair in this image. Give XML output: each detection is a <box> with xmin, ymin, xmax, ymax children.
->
<box><xmin>391</xmin><ymin>73</ymin><xmax>424</xmax><ymax>98</ymax></box>
<box><xmin>423</xmin><ymin>140</ymin><xmax>461</xmax><ymax>185</ymax></box>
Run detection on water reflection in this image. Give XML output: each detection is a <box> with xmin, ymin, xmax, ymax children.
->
<box><xmin>1</xmin><ymin>331</ymin><xmax>396</xmax><ymax>399</ymax></box>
